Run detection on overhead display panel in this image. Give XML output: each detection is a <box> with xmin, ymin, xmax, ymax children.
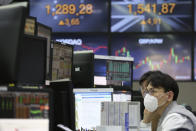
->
<box><xmin>53</xmin><ymin>34</ymin><xmax>108</xmax><ymax>55</ymax></box>
<box><xmin>30</xmin><ymin>0</ymin><xmax>108</xmax><ymax>32</ymax></box>
<box><xmin>110</xmin><ymin>33</ymin><xmax>192</xmax><ymax>80</ymax></box>
<box><xmin>111</xmin><ymin>0</ymin><xmax>193</xmax><ymax>32</ymax></box>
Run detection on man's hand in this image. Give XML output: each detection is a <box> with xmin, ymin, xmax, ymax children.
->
<box><xmin>142</xmin><ymin>109</ymin><xmax>154</xmax><ymax>123</ymax></box>
<box><xmin>143</xmin><ymin>108</ymin><xmax>160</xmax><ymax>122</ymax></box>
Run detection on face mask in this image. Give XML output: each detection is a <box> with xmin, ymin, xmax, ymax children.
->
<box><xmin>144</xmin><ymin>93</ymin><xmax>168</xmax><ymax>112</ymax></box>
<box><xmin>144</xmin><ymin>94</ymin><xmax>158</xmax><ymax>112</ymax></box>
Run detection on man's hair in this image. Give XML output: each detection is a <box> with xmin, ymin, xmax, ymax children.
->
<box><xmin>139</xmin><ymin>70</ymin><xmax>163</xmax><ymax>86</ymax></box>
<box><xmin>147</xmin><ymin>73</ymin><xmax>179</xmax><ymax>101</ymax></box>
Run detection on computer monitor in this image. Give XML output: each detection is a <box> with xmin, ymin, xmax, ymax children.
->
<box><xmin>0</xmin><ymin>4</ymin><xmax>26</xmax><ymax>85</ymax></box>
<box><xmin>113</xmin><ymin>90</ymin><xmax>131</xmax><ymax>102</ymax></box>
<box><xmin>37</xmin><ymin>23</ymin><xmax>52</xmax><ymax>80</ymax></box>
<box><xmin>17</xmin><ymin>35</ymin><xmax>47</xmax><ymax>86</ymax></box>
<box><xmin>94</xmin><ymin>55</ymin><xmax>134</xmax><ymax>90</ymax></box>
<box><xmin>51</xmin><ymin>41</ymin><xmax>73</xmax><ymax>81</ymax></box>
<box><xmin>0</xmin><ymin>87</ymin><xmax>52</xmax><ymax>131</ymax></box>
<box><xmin>72</xmin><ymin>50</ymin><xmax>94</xmax><ymax>88</ymax></box>
<box><xmin>73</xmin><ymin>88</ymin><xmax>113</xmax><ymax>131</ymax></box>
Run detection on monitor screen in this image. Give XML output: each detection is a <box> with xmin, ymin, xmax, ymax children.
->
<box><xmin>17</xmin><ymin>35</ymin><xmax>47</xmax><ymax>85</ymax></box>
<box><xmin>94</xmin><ymin>55</ymin><xmax>133</xmax><ymax>89</ymax></box>
<box><xmin>113</xmin><ymin>91</ymin><xmax>131</xmax><ymax>102</ymax></box>
<box><xmin>51</xmin><ymin>42</ymin><xmax>73</xmax><ymax>81</ymax></box>
<box><xmin>73</xmin><ymin>88</ymin><xmax>113</xmax><ymax>131</ymax></box>
<box><xmin>29</xmin><ymin>0</ymin><xmax>108</xmax><ymax>32</ymax></box>
<box><xmin>111</xmin><ymin>0</ymin><xmax>193</xmax><ymax>32</ymax></box>
<box><xmin>53</xmin><ymin>34</ymin><xmax>108</xmax><ymax>55</ymax></box>
<box><xmin>0</xmin><ymin>88</ymin><xmax>51</xmax><ymax>131</ymax></box>
<box><xmin>37</xmin><ymin>23</ymin><xmax>52</xmax><ymax>80</ymax></box>
<box><xmin>72</xmin><ymin>51</ymin><xmax>94</xmax><ymax>88</ymax></box>
<box><xmin>0</xmin><ymin>5</ymin><xmax>26</xmax><ymax>85</ymax></box>
<box><xmin>110</xmin><ymin>33</ymin><xmax>192</xmax><ymax>80</ymax></box>
<box><xmin>0</xmin><ymin>90</ymin><xmax>50</xmax><ymax>119</ymax></box>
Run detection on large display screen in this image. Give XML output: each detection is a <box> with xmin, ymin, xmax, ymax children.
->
<box><xmin>30</xmin><ymin>0</ymin><xmax>108</xmax><ymax>32</ymax></box>
<box><xmin>53</xmin><ymin>34</ymin><xmax>108</xmax><ymax>55</ymax></box>
<box><xmin>111</xmin><ymin>0</ymin><xmax>193</xmax><ymax>32</ymax></box>
<box><xmin>110</xmin><ymin>34</ymin><xmax>192</xmax><ymax>80</ymax></box>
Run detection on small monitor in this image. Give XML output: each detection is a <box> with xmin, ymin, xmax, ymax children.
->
<box><xmin>94</xmin><ymin>55</ymin><xmax>134</xmax><ymax>90</ymax></box>
<box><xmin>0</xmin><ymin>88</ymin><xmax>52</xmax><ymax>131</ymax></box>
<box><xmin>73</xmin><ymin>88</ymin><xmax>113</xmax><ymax>130</ymax></box>
<box><xmin>51</xmin><ymin>41</ymin><xmax>73</xmax><ymax>81</ymax></box>
<box><xmin>113</xmin><ymin>90</ymin><xmax>131</xmax><ymax>102</ymax></box>
<box><xmin>37</xmin><ymin>23</ymin><xmax>52</xmax><ymax>80</ymax></box>
<box><xmin>0</xmin><ymin>4</ymin><xmax>26</xmax><ymax>85</ymax></box>
<box><xmin>72</xmin><ymin>50</ymin><xmax>94</xmax><ymax>88</ymax></box>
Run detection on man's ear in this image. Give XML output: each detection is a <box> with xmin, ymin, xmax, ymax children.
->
<box><xmin>167</xmin><ymin>91</ymin><xmax>174</xmax><ymax>101</ymax></box>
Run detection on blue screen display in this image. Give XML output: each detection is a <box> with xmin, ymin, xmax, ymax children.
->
<box><xmin>111</xmin><ymin>0</ymin><xmax>193</xmax><ymax>32</ymax></box>
<box><xmin>30</xmin><ymin>0</ymin><xmax>108</xmax><ymax>32</ymax></box>
<box><xmin>110</xmin><ymin>33</ymin><xmax>192</xmax><ymax>80</ymax></box>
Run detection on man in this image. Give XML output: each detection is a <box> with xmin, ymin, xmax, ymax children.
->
<box><xmin>143</xmin><ymin>72</ymin><xmax>196</xmax><ymax>131</ymax></box>
<box><xmin>139</xmin><ymin>71</ymin><xmax>163</xmax><ymax>130</ymax></box>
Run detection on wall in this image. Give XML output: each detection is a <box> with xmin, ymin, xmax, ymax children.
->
<box><xmin>132</xmin><ymin>81</ymin><xmax>196</xmax><ymax>111</ymax></box>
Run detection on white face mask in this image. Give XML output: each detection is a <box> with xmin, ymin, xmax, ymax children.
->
<box><xmin>144</xmin><ymin>93</ymin><xmax>168</xmax><ymax>112</ymax></box>
<box><xmin>144</xmin><ymin>94</ymin><xmax>158</xmax><ymax>112</ymax></box>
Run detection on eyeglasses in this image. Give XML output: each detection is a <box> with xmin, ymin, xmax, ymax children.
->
<box><xmin>143</xmin><ymin>88</ymin><xmax>159</xmax><ymax>96</ymax></box>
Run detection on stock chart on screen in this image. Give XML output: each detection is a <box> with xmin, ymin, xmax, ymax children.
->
<box><xmin>111</xmin><ymin>0</ymin><xmax>193</xmax><ymax>32</ymax></box>
<box><xmin>53</xmin><ymin>34</ymin><xmax>108</xmax><ymax>55</ymax></box>
<box><xmin>110</xmin><ymin>33</ymin><xmax>192</xmax><ymax>80</ymax></box>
